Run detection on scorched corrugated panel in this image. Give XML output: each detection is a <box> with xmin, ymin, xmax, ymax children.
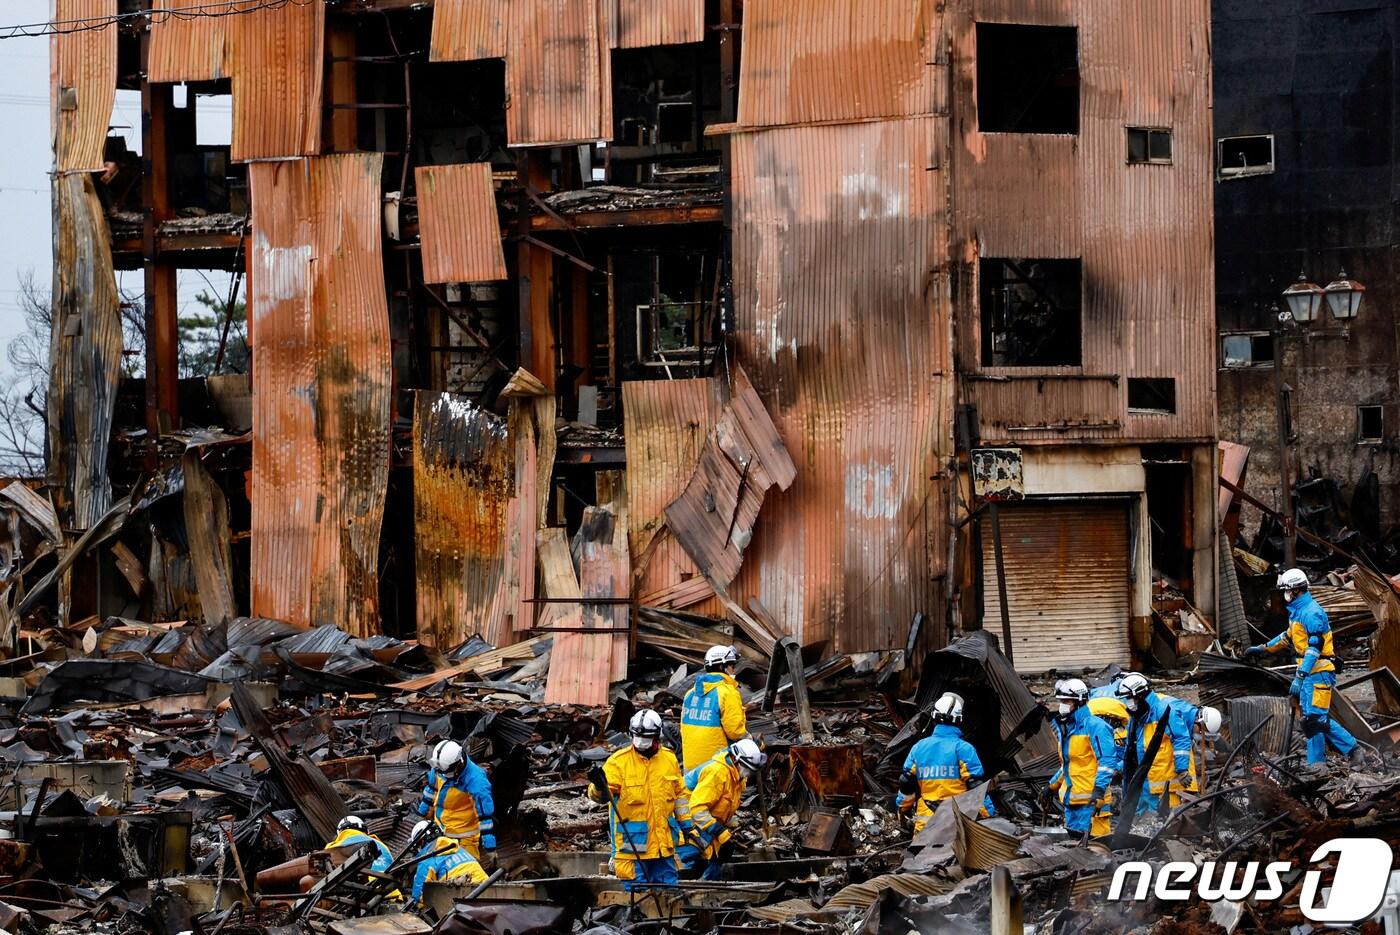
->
<box><xmin>730</xmin><ymin>117</ymin><xmax>952</xmax><ymax>652</ymax></box>
<box><xmin>506</xmin><ymin>0</ymin><xmax>612</xmax><ymax>145</ymax></box>
<box><xmin>430</xmin><ymin>0</ymin><xmax>509</xmax><ymax>61</ymax></box>
<box><xmin>415</xmin><ymin>164</ymin><xmax>508</xmax><ymax>284</ymax></box>
<box><xmin>149</xmin><ymin>0</ymin><xmax>232</xmax><ymax>83</ymax></box>
<box><xmin>230</xmin><ymin>1</ymin><xmax>324</xmax><ymax>161</ymax></box>
<box><xmin>249</xmin><ymin>154</ymin><xmax>391</xmax><ymax>636</ymax></box>
<box><xmin>413</xmin><ymin>392</ymin><xmax>514</xmax><ymax>650</ymax></box>
<box><xmin>52</xmin><ymin>0</ymin><xmax>116</xmax><ymax>174</ymax></box>
<box><xmin>737</xmin><ymin>0</ymin><xmax>943</xmax><ymax>129</ymax></box>
<box><xmin>613</xmin><ymin>0</ymin><xmax>704</xmax><ymax>49</ymax></box>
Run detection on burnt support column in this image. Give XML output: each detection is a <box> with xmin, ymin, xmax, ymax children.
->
<box><xmin>140</xmin><ymin>33</ymin><xmax>178</xmax><ymax>440</ymax></box>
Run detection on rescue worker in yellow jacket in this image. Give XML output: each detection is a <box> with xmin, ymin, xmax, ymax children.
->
<box><xmin>588</xmin><ymin>709</ymin><xmax>692</xmax><ymax>889</ymax></box>
<box><xmin>895</xmin><ymin>693</ymin><xmax>992</xmax><ymax>831</ymax></box>
<box><xmin>324</xmin><ymin>815</ymin><xmax>394</xmax><ymax>874</ymax></box>
<box><xmin>1048</xmin><ymin>678</ymin><xmax>1121</xmax><ymax>837</ymax></box>
<box><xmin>676</xmin><ymin>738</ymin><xmax>766</xmax><ymax>879</ymax></box>
<box><xmin>407</xmin><ymin>819</ymin><xmax>488</xmax><ymax>906</ymax></box>
<box><xmin>415</xmin><ymin>739</ymin><xmax>495</xmax><ymax>860</ymax></box>
<box><xmin>681</xmin><ymin>646</ymin><xmax>748</xmax><ymax>773</ymax></box>
<box><xmin>1115</xmin><ymin>673</ymin><xmax>1195</xmax><ymax>815</ymax></box>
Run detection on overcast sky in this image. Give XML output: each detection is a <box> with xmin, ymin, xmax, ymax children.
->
<box><xmin>0</xmin><ymin>0</ymin><xmax>231</xmax><ymax>380</ymax></box>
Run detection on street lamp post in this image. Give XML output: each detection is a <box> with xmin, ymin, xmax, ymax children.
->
<box><xmin>1273</xmin><ymin>270</ymin><xmax>1366</xmax><ymax>566</ymax></box>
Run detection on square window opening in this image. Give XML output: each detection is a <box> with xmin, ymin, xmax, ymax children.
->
<box><xmin>1128</xmin><ymin>378</ymin><xmax>1177</xmax><ymax>414</ymax></box>
<box><xmin>976</xmin><ymin>24</ymin><xmax>1079</xmax><ymax>134</ymax></box>
<box><xmin>979</xmin><ymin>258</ymin><xmax>1082</xmax><ymax>367</ymax></box>
<box><xmin>1220</xmin><ymin>332</ymin><xmax>1275</xmax><ymax>369</ymax></box>
<box><xmin>1218</xmin><ymin>135</ymin><xmax>1274</xmax><ymax>179</ymax></box>
<box><xmin>1359</xmin><ymin>405</ymin><xmax>1384</xmax><ymax>443</ymax></box>
<box><xmin>1127</xmin><ymin>127</ymin><xmax>1173</xmax><ymax>164</ymax></box>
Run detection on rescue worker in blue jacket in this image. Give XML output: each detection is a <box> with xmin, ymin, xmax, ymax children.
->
<box><xmin>895</xmin><ymin>692</ymin><xmax>992</xmax><ymax>832</ymax></box>
<box><xmin>1116</xmin><ymin>673</ymin><xmax>1195</xmax><ymax>814</ymax></box>
<box><xmin>681</xmin><ymin>645</ymin><xmax>749</xmax><ymax>773</ymax></box>
<box><xmin>324</xmin><ymin>815</ymin><xmax>394</xmax><ymax>874</ymax></box>
<box><xmin>407</xmin><ymin>819</ymin><xmax>488</xmax><ymax>906</ymax></box>
<box><xmin>1047</xmin><ymin>678</ymin><xmax>1121</xmax><ymax>837</ymax></box>
<box><xmin>1245</xmin><ymin>568</ymin><xmax>1362</xmax><ymax>766</ymax></box>
<box><xmin>416</xmin><ymin>740</ymin><xmax>496</xmax><ymax>860</ymax></box>
<box><xmin>1155</xmin><ymin>696</ymin><xmax>1224</xmax><ymax>806</ymax></box>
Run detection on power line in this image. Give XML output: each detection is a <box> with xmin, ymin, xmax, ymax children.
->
<box><xmin>0</xmin><ymin>0</ymin><xmax>320</xmax><ymax>39</ymax></box>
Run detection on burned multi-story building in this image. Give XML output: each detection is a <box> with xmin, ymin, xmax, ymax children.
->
<box><xmin>46</xmin><ymin>0</ymin><xmax>1216</xmax><ymax>687</ymax></box>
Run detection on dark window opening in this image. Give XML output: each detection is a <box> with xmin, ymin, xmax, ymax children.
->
<box><xmin>1127</xmin><ymin>127</ymin><xmax>1172</xmax><ymax>164</ymax></box>
<box><xmin>976</xmin><ymin>24</ymin><xmax>1079</xmax><ymax>134</ymax></box>
<box><xmin>1359</xmin><ymin>405</ymin><xmax>1384</xmax><ymax>443</ymax></box>
<box><xmin>1221</xmin><ymin>332</ymin><xmax>1275</xmax><ymax>369</ymax></box>
<box><xmin>1218</xmin><ymin>135</ymin><xmax>1274</xmax><ymax>179</ymax></box>
<box><xmin>616</xmin><ymin>249</ymin><xmax>721</xmax><ymax>380</ymax></box>
<box><xmin>1128</xmin><ymin>378</ymin><xmax>1176</xmax><ymax>414</ymax></box>
<box><xmin>979</xmin><ymin>258</ymin><xmax>1082</xmax><ymax>367</ymax></box>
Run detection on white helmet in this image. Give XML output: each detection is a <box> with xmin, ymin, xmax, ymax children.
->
<box><xmin>411</xmin><ymin>819</ymin><xmax>437</xmax><ymax>842</ymax></box>
<box><xmin>430</xmin><ymin>739</ymin><xmax>465</xmax><ymax>777</ymax></box>
<box><xmin>729</xmin><ymin>738</ymin><xmax>766</xmax><ymax>775</ymax></box>
<box><xmin>336</xmin><ymin>815</ymin><xmax>366</xmax><ymax>834</ymax></box>
<box><xmin>932</xmin><ymin>692</ymin><xmax>964</xmax><ymax>725</ymax></box>
<box><xmin>1198</xmin><ymin>706</ymin><xmax>1223</xmax><ymax>735</ymax></box>
<box><xmin>705</xmin><ymin>645</ymin><xmax>739</xmax><ymax>668</ymax></box>
<box><xmin>1277</xmin><ymin>568</ymin><xmax>1309</xmax><ymax>592</ymax></box>
<box><xmin>629</xmin><ymin>709</ymin><xmax>663</xmax><ymax>754</ymax></box>
<box><xmin>1114</xmin><ymin>673</ymin><xmax>1151</xmax><ymax>713</ymax></box>
<box><xmin>1054</xmin><ymin>678</ymin><xmax>1090</xmax><ymax>704</ymax></box>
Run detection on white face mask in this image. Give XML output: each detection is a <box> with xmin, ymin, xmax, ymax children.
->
<box><xmin>1056</xmin><ymin>702</ymin><xmax>1073</xmax><ymax>717</ymax></box>
<box><xmin>1125</xmin><ymin>699</ymin><xmax>1139</xmax><ymax>713</ymax></box>
<box><xmin>632</xmin><ymin>735</ymin><xmax>658</xmax><ymax>754</ymax></box>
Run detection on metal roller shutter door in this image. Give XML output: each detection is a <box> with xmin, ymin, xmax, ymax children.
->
<box><xmin>981</xmin><ymin>501</ymin><xmax>1132</xmax><ymax>673</ymax></box>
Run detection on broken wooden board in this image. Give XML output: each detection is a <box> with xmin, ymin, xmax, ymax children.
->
<box><xmin>598</xmin><ymin>471</ymin><xmax>632</xmax><ymax>682</ymax></box>
<box><xmin>388</xmin><ymin>637</ymin><xmax>547</xmax><ymax>691</ymax></box>
<box><xmin>183</xmin><ymin>451</ymin><xmax>236</xmax><ymax>626</ymax></box>
<box><xmin>542</xmin><ymin>525</ymin><xmax>611</xmax><ymax>706</ymax></box>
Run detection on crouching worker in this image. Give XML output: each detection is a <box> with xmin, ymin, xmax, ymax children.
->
<box><xmin>408</xmin><ymin>820</ymin><xmax>487</xmax><ymax>907</ymax></box>
<box><xmin>677</xmin><ymin>738</ymin><xmax>766</xmax><ymax>879</ymax></box>
<box><xmin>325</xmin><ymin>815</ymin><xmax>394</xmax><ymax>874</ymax></box>
<box><xmin>1048</xmin><ymin>679</ymin><xmax>1121</xmax><ymax>838</ymax></box>
<box><xmin>1157</xmin><ymin>698</ymin><xmax>1224</xmax><ymax>807</ymax></box>
<box><xmin>896</xmin><ymin>692</ymin><xmax>992</xmax><ymax>833</ymax></box>
<box><xmin>587</xmin><ymin>710</ymin><xmax>691</xmax><ymax>890</ymax></box>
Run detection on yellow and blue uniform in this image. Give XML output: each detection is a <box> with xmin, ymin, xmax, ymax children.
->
<box><xmin>588</xmin><ymin>745</ymin><xmax>691</xmax><ymax>889</ymax></box>
<box><xmin>416</xmin><ymin>758</ymin><xmax>495</xmax><ymax>858</ymax></box>
<box><xmin>1159</xmin><ymin>695</ymin><xmax>1204</xmax><ymax>806</ymax></box>
<box><xmin>409</xmin><ymin>835</ymin><xmax>488</xmax><ymax>905</ymax></box>
<box><xmin>1050</xmin><ymin>703</ymin><xmax>1121</xmax><ymax>836</ymax></box>
<box><xmin>1258</xmin><ymin>590</ymin><xmax>1357</xmax><ymax>763</ymax></box>
<box><xmin>325</xmin><ymin>828</ymin><xmax>394</xmax><ymax>874</ymax></box>
<box><xmin>1123</xmin><ymin>690</ymin><xmax>1194</xmax><ymax>814</ymax></box>
<box><xmin>1086</xmin><ymin>697</ymin><xmax>1129</xmax><ymax>826</ymax></box>
<box><xmin>895</xmin><ymin>723</ymin><xmax>991</xmax><ymax>831</ymax></box>
<box><xmin>676</xmin><ymin>751</ymin><xmax>746</xmax><ymax>879</ymax></box>
<box><xmin>680</xmin><ymin>673</ymin><xmax>747</xmax><ymax>773</ymax></box>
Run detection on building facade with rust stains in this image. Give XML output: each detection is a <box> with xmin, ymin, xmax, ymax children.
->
<box><xmin>46</xmin><ymin>0</ymin><xmax>1217</xmax><ymax>680</ymax></box>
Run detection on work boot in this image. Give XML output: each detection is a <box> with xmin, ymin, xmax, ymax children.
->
<box><xmin>1348</xmin><ymin>745</ymin><xmax>1368</xmax><ymax>768</ymax></box>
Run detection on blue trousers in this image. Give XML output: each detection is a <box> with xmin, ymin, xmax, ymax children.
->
<box><xmin>1298</xmin><ymin>670</ymin><xmax>1357</xmax><ymax>764</ymax></box>
<box><xmin>1063</xmin><ymin>802</ymin><xmax>1111</xmax><ymax>836</ymax></box>
<box><xmin>621</xmin><ymin>857</ymin><xmax>679</xmax><ymax>891</ymax></box>
<box><xmin>676</xmin><ymin>843</ymin><xmax>723</xmax><ymax>880</ymax></box>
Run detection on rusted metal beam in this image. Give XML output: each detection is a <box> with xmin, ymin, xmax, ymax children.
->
<box><xmin>529</xmin><ymin>205</ymin><xmax>724</xmax><ymax>231</ymax></box>
<box><xmin>140</xmin><ymin>34</ymin><xmax>178</xmax><ymax>439</ymax></box>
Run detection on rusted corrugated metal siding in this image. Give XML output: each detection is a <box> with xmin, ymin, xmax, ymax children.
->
<box><xmin>613</xmin><ymin>0</ymin><xmax>704</xmax><ymax>49</ymax></box>
<box><xmin>430</xmin><ymin>0</ymin><xmax>509</xmax><ymax>61</ymax></box>
<box><xmin>621</xmin><ymin>379</ymin><xmax>725</xmax><ymax>618</ymax></box>
<box><xmin>964</xmin><ymin>376</ymin><xmax>1122</xmax><ymax>442</ymax></box>
<box><xmin>51</xmin><ymin>0</ymin><xmax>115</xmax><ymax>174</ymax></box>
<box><xmin>737</xmin><ymin>0</ymin><xmax>942</xmax><ymax>129</ymax></box>
<box><xmin>48</xmin><ymin>173</ymin><xmax>122</xmax><ymax>530</ymax></box>
<box><xmin>149</xmin><ymin>0</ymin><xmax>230</xmax><ymax>83</ymax></box>
<box><xmin>729</xmin><ymin>117</ymin><xmax>952</xmax><ymax>651</ymax></box>
<box><xmin>249</xmin><ymin>154</ymin><xmax>391</xmax><ymax>636</ymax></box>
<box><xmin>950</xmin><ymin>0</ymin><xmax>1215</xmax><ymax>444</ymax></box>
<box><xmin>506</xmin><ymin>0</ymin><xmax>612</xmax><ymax>145</ymax></box>
<box><xmin>413</xmin><ymin>392</ymin><xmax>514</xmax><ymax>649</ymax></box>
<box><xmin>415</xmin><ymin>164</ymin><xmax>508</xmax><ymax>284</ymax></box>
<box><xmin>230</xmin><ymin>1</ymin><xmax>324</xmax><ymax>162</ymax></box>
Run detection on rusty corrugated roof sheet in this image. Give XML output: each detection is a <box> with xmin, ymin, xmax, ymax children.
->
<box><xmin>230</xmin><ymin>1</ymin><xmax>324</xmax><ymax>162</ymax></box>
<box><xmin>415</xmin><ymin>164</ymin><xmax>508</xmax><ymax>284</ymax></box>
<box><xmin>736</xmin><ymin>0</ymin><xmax>942</xmax><ymax>129</ymax></box>
<box><xmin>621</xmin><ymin>379</ymin><xmax>725</xmax><ymax>619</ymax></box>
<box><xmin>52</xmin><ymin>0</ymin><xmax>116</xmax><ymax>174</ymax></box>
<box><xmin>730</xmin><ymin>117</ymin><xmax>951</xmax><ymax>652</ymax></box>
<box><xmin>430</xmin><ymin>0</ymin><xmax>508</xmax><ymax>61</ymax></box>
<box><xmin>48</xmin><ymin>173</ymin><xmax>122</xmax><ymax>531</ymax></box>
<box><xmin>613</xmin><ymin>0</ymin><xmax>704</xmax><ymax>49</ymax></box>
<box><xmin>249</xmin><ymin>154</ymin><xmax>391</xmax><ymax>636</ymax></box>
<box><xmin>413</xmin><ymin>391</ymin><xmax>514</xmax><ymax>649</ymax></box>
<box><xmin>148</xmin><ymin>0</ymin><xmax>231</xmax><ymax>83</ymax></box>
<box><xmin>507</xmin><ymin>0</ymin><xmax>612</xmax><ymax>146</ymax></box>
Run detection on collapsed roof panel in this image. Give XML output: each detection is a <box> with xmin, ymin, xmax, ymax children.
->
<box><xmin>52</xmin><ymin>0</ymin><xmax>116</xmax><ymax>174</ymax></box>
<box><xmin>415</xmin><ymin>164</ymin><xmax>509</xmax><ymax>285</ymax></box>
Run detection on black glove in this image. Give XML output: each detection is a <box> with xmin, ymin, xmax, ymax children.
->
<box><xmin>587</xmin><ymin>765</ymin><xmax>609</xmax><ymax>799</ymax></box>
<box><xmin>898</xmin><ymin>772</ymin><xmax>919</xmax><ymax>795</ymax></box>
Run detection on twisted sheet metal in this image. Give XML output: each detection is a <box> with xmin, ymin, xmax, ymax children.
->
<box><xmin>249</xmin><ymin>154</ymin><xmax>391</xmax><ymax>636</ymax></box>
<box><xmin>730</xmin><ymin>117</ymin><xmax>952</xmax><ymax>651</ymax></box>
<box><xmin>737</xmin><ymin>0</ymin><xmax>943</xmax><ymax>129</ymax></box>
<box><xmin>430</xmin><ymin>0</ymin><xmax>508</xmax><ymax>61</ymax></box>
<box><xmin>230</xmin><ymin>0</ymin><xmax>324</xmax><ymax>161</ymax></box>
<box><xmin>415</xmin><ymin>164</ymin><xmax>508</xmax><ymax>284</ymax></box>
<box><xmin>613</xmin><ymin>0</ymin><xmax>704</xmax><ymax>49</ymax></box>
<box><xmin>52</xmin><ymin>0</ymin><xmax>116</xmax><ymax>174</ymax></box>
<box><xmin>1226</xmin><ymin>695</ymin><xmax>1292</xmax><ymax>755</ymax></box>
<box><xmin>621</xmin><ymin>379</ymin><xmax>725</xmax><ymax>619</ymax></box>
<box><xmin>413</xmin><ymin>392</ymin><xmax>514</xmax><ymax>649</ymax></box>
<box><xmin>48</xmin><ymin>173</ymin><xmax>122</xmax><ymax>530</ymax></box>
<box><xmin>148</xmin><ymin>0</ymin><xmax>233</xmax><ymax>83</ymax></box>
